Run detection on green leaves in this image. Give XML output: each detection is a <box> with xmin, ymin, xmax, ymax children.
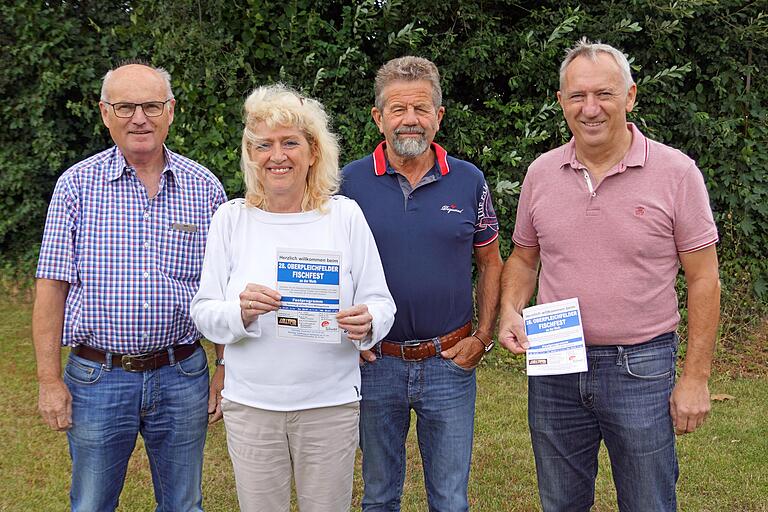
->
<box><xmin>1</xmin><ymin>0</ymin><xmax>766</xmax><ymax>312</ymax></box>
<box><xmin>636</xmin><ymin>63</ymin><xmax>692</xmax><ymax>88</ymax></box>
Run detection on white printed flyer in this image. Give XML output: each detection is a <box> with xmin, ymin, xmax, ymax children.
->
<box><xmin>523</xmin><ymin>297</ymin><xmax>588</xmax><ymax>376</ymax></box>
<box><xmin>276</xmin><ymin>249</ymin><xmax>341</xmax><ymax>343</ymax></box>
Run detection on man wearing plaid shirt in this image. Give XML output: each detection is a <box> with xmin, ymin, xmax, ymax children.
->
<box><xmin>32</xmin><ymin>62</ymin><xmax>226</xmax><ymax>511</ymax></box>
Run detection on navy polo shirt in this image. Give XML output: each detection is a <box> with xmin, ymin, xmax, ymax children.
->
<box><xmin>340</xmin><ymin>141</ymin><xmax>499</xmax><ymax>342</ymax></box>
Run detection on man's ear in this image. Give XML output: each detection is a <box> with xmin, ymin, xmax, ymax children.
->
<box><xmin>436</xmin><ymin>105</ymin><xmax>445</xmax><ymax>127</ymax></box>
<box><xmin>371</xmin><ymin>107</ymin><xmax>384</xmax><ymax>134</ymax></box>
<box><xmin>625</xmin><ymin>84</ymin><xmax>637</xmax><ymax>113</ymax></box>
<box><xmin>168</xmin><ymin>98</ymin><xmax>176</xmax><ymax>125</ymax></box>
<box><xmin>99</xmin><ymin>102</ymin><xmax>111</xmax><ymax>128</ymax></box>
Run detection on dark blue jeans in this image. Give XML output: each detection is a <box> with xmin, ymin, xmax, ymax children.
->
<box><xmin>64</xmin><ymin>345</ymin><xmax>209</xmax><ymax>512</ymax></box>
<box><xmin>528</xmin><ymin>332</ymin><xmax>679</xmax><ymax>512</ymax></box>
<box><xmin>359</xmin><ymin>349</ymin><xmax>477</xmax><ymax>512</ymax></box>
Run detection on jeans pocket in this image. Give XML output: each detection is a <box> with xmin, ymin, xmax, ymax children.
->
<box><xmin>623</xmin><ymin>348</ymin><xmax>674</xmax><ymax>380</ymax></box>
<box><xmin>175</xmin><ymin>346</ymin><xmax>208</xmax><ymax>377</ymax></box>
<box><xmin>64</xmin><ymin>354</ymin><xmax>105</xmax><ymax>385</ymax></box>
<box><xmin>442</xmin><ymin>357</ymin><xmax>476</xmax><ymax>376</ymax></box>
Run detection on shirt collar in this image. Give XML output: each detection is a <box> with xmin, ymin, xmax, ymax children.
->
<box><xmin>560</xmin><ymin>122</ymin><xmax>649</xmax><ymax>172</ymax></box>
<box><xmin>106</xmin><ymin>145</ymin><xmax>182</xmax><ymax>187</ymax></box>
<box><xmin>372</xmin><ymin>141</ymin><xmax>450</xmax><ymax>176</ymax></box>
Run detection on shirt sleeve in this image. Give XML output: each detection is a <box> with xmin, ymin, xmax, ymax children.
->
<box><xmin>512</xmin><ymin>168</ymin><xmax>540</xmax><ymax>248</ymax></box>
<box><xmin>36</xmin><ymin>172</ymin><xmax>79</xmax><ymax>283</ymax></box>
<box><xmin>473</xmin><ymin>180</ymin><xmax>500</xmax><ymax>247</ymax></box>
<box><xmin>210</xmin><ymin>178</ymin><xmax>228</xmax><ymax>215</ymax></box>
<box><xmin>673</xmin><ymin>163</ymin><xmax>719</xmax><ymax>253</ymax></box>
<box><xmin>190</xmin><ymin>203</ymin><xmax>262</xmax><ymax>344</ymax></box>
<box><xmin>346</xmin><ymin>201</ymin><xmax>396</xmax><ymax>350</ymax></box>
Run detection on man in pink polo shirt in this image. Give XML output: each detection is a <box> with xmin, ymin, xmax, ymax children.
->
<box><xmin>499</xmin><ymin>38</ymin><xmax>721</xmax><ymax>512</ymax></box>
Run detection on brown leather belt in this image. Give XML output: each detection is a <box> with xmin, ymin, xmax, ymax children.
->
<box><xmin>378</xmin><ymin>322</ymin><xmax>472</xmax><ymax>361</ymax></box>
<box><xmin>71</xmin><ymin>341</ymin><xmax>200</xmax><ymax>372</ymax></box>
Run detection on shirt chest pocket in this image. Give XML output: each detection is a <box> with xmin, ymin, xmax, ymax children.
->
<box><xmin>158</xmin><ymin>226</ymin><xmax>204</xmax><ymax>281</ymax></box>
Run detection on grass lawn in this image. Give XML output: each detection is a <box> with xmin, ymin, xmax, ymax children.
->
<box><xmin>1</xmin><ymin>298</ymin><xmax>766</xmax><ymax>511</ymax></box>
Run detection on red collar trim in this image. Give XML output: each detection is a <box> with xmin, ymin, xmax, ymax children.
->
<box><xmin>372</xmin><ymin>141</ymin><xmax>450</xmax><ymax>176</ymax></box>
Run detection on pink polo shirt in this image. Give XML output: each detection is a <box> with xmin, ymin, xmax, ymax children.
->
<box><xmin>513</xmin><ymin>123</ymin><xmax>718</xmax><ymax>345</ymax></box>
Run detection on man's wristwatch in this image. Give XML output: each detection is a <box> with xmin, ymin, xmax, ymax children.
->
<box><xmin>471</xmin><ymin>331</ymin><xmax>495</xmax><ymax>352</ymax></box>
<box><xmin>214</xmin><ymin>358</ymin><xmax>225</xmax><ymax>367</ymax></box>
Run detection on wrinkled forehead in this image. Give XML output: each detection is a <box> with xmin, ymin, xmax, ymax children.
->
<box><xmin>380</xmin><ymin>79</ymin><xmax>436</xmax><ymax>107</ymax></box>
<box><xmin>562</xmin><ymin>54</ymin><xmax>626</xmax><ymax>91</ymax></box>
<box><xmin>104</xmin><ymin>66</ymin><xmax>167</xmax><ymax>102</ymax></box>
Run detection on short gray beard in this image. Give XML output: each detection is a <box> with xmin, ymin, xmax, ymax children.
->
<box><xmin>391</xmin><ymin>134</ymin><xmax>429</xmax><ymax>158</ymax></box>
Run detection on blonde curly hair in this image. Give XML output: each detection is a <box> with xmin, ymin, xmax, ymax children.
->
<box><xmin>241</xmin><ymin>84</ymin><xmax>340</xmax><ymax>212</ymax></box>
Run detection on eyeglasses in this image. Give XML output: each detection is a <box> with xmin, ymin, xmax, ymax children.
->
<box><xmin>103</xmin><ymin>99</ymin><xmax>171</xmax><ymax>118</ymax></box>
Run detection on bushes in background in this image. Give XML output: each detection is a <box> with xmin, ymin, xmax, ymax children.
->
<box><xmin>2</xmin><ymin>0</ymin><xmax>765</xmax><ymax>323</ymax></box>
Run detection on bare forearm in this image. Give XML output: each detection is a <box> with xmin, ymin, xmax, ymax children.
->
<box><xmin>682</xmin><ymin>276</ymin><xmax>721</xmax><ymax>380</ymax></box>
<box><xmin>497</xmin><ymin>246</ymin><xmax>540</xmax><ymax>353</ymax></box>
<box><xmin>32</xmin><ymin>279</ymin><xmax>69</xmax><ymax>383</ymax></box>
<box><xmin>475</xmin><ymin>255</ymin><xmax>503</xmax><ymax>336</ymax></box>
<box><xmin>500</xmin><ymin>251</ymin><xmax>538</xmax><ymax>315</ymax></box>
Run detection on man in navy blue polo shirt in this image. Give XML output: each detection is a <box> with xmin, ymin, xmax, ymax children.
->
<box><xmin>341</xmin><ymin>56</ymin><xmax>503</xmax><ymax>512</ymax></box>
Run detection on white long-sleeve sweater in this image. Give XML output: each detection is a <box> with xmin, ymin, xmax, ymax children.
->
<box><xmin>191</xmin><ymin>196</ymin><xmax>395</xmax><ymax>411</ymax></box>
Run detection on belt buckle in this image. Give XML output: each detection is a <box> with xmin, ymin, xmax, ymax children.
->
<box><xmin>121</xmin><ymin>352</ymin><xmax>154</xmax><ymax>372</ymax></box>
<box><xmin>400</xmin><ymin>339</ymin><xmax>429</xmax><ymax>362</ymax></box>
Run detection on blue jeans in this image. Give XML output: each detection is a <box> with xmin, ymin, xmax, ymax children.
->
<box><xmin>64</xmin><ymin>345</ymin><xmax>209</xmax><ymax>512</ymax></box>
<box><xmin>359</xmin><ymin>346</ymin><xmax>477</xmax><ymax>512</ymax></box>
<box><xmin>528</xmin><ymin>332</ymin><xmax>679</xmax><ymax>512</ymax></box>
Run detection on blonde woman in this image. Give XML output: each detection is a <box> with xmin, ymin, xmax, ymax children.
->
<box><xmin>191</xmin><ymin>84</ymin><xmax>395</xmax><ymax>512</ymax></box>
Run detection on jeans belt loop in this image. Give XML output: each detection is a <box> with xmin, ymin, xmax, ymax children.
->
<box><xmin>104</xmin><ymin>350</ymin><xmax>113</xmax><ymax>370</ymax></box>
<box><xmin>615</xmin><ymin>345</ymin><xmax>624</xmax><ymax>366</ymax></box>
<box><xmin>433</xmin><ymin>336</ymin><xmax>443</xmax><ymax>356</ymax></box>
<box><xmin>167</xmin><ymin>346</ymin><xmax>177</xmax><ymax>366</ymax></box>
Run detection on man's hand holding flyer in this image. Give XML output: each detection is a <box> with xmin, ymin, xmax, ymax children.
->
<box><xmin>523</xmin><ymin>297</ymin><xmax>587</xmax><ymax>376</ymax></box>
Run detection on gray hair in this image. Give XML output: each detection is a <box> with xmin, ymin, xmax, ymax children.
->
<box><xmin>559</xmin><ymin>38</ymin><xmax>635</xmax><ymax>91</ymax></box>
<box><xmin>100</xmin><ymin>59</ymin><xmax>174</xmax><ymax>101</ymax></box>
<box><xmin>374</xmin><ymin>56</ymin><xmax>442</xmax><ymax>111</ymax></box>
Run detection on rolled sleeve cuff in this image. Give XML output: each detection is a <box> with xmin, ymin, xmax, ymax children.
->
<box><xmin>224</xmin><ymin>301</ymin><xmax>261</xmax><ymax>343</ymax></box>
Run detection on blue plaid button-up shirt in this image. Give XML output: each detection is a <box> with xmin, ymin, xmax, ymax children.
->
<box><xmin>36</xmin><ymin>145</ymin><xmax>227</xmax><ymax>353</ymax></box>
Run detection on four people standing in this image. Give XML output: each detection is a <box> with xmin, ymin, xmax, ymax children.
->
<box><xmin>32</xmin><ymin>42</ymin><xmax>721</xmax><ymax>511</ymax></box>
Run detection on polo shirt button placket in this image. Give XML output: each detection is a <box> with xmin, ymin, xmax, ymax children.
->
<box><xmin>583</xmin><ymin>170</ymin><xmax>597</xmax><ymax>198</ymax></box>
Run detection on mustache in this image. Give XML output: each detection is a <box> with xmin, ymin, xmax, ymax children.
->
<box><xmin>394</xmin><ymin>127</ymin><xmax>425</xmax><ymax>135</ymax></box>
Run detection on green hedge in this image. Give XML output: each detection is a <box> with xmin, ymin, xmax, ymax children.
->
<box><xmin>2</xmin><ymin>0</ymin><xmax>766</xmax><ymax>301</ymax></box>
